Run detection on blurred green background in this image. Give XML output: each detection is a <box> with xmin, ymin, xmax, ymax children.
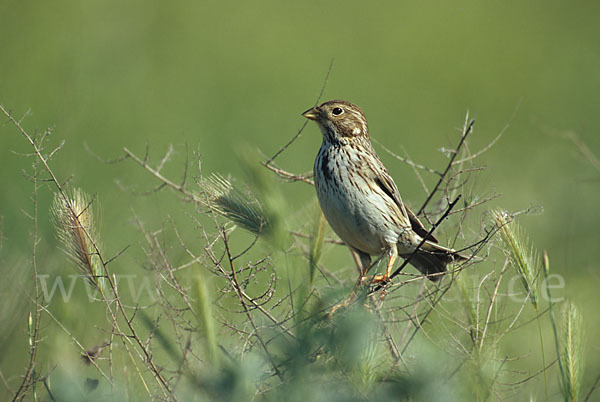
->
<box><xmin>1</xmin><ymin>0</ymin><xmax>599</xmax><ymax>399</ymax></box>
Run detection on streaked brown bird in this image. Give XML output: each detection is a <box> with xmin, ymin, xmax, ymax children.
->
<box><xmin>303</xmin><ymin>100</ymin><xmax>466</xmax><ymax>285</ymax></box>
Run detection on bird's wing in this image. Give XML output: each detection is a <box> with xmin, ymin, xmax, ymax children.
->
<box><xmin>371</xmin><ymin>167</ymin><xmax>410</xmax><ymax>224</ymax></box>
<box><xmin>372</xmin><ymin>165</ymin><xmax>439</xmax><ymax>243</ymax></box>
<box><xmin>405</xmin><ymin>206</ymin><xmax>439</xmax><ymax>243</ymax></box>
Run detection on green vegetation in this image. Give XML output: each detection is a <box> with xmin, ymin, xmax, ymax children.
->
<box><xmin>1</xmin><ymin>1</ymin><xmax>599</xmax><ymax>401</ymax></box>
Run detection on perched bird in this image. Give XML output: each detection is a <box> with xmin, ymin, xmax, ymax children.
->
<box><xmin>302</xmin><ymin>100</ymin><xmax>466</xmax><ymax>284</ymax></box>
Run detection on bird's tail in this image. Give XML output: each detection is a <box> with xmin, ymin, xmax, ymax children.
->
<box><xmin>401</xmin><ymin>241</ymin><xmax>470</xmax><ymax>282</ymax></box>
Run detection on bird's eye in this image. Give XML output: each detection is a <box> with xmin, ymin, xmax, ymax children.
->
<box><xmin>332</xmin><ymin>107</ymin><xmax>343</xmax><ymax>116</ymax></box>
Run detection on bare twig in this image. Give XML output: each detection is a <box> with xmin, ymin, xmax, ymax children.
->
<box><xmin>12</xmin><ymin>160</ymin><xmax>43</xmax><ymax>401</ymax></box>
<box><xmin>374</xmin><ymin>139</ymin><xmax>442</xmax><ymax>177</ymax></box>
<box><xmin>265</xmin><ymin>59</ymin><xmax>334</xmax><ymax>165</ymax></box>
<box><xmin>262</xmin><ymin>163</ymin><xmax>314</xmax><ymax>185</ymax></box>
<box><xmin>123</xmin><ymin>146</ymin><xmax>202</xmax><ymax>203</ymax></box>
<box><xmin>1</xmin><ymin>104</ymin><xmax>172</xmax><ymax>397</ymax></box>
<box><xmin>220</xmin><ymin>228</ymin><xmax>283</xmax><ymax>380</ymax></box>
<box><xmin>417</xmin><ymin>117</ymin><xmax>475</xmax><ymax>215</ymax></box>
<box><xmin>584</xmin><ymin>373</ymin><xmax>600</xmax><ymax>402</ymax></box>
<box><xmin>203</xmin><ymin>238</ymin><xmax>296</xmax><ymax>340</ymax></box>
<box><xmin>452</xmin><ymin>99</ymin><xmax>518</xmax><ymax>165</ymax></box>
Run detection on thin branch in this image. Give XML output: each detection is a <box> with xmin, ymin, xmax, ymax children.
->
<box><xmin>374</xmin><ymin>139</ymin><xmax>442</xmax><ymax>177</ymax></box>
<box><xmin>12</xmin><ymin>160</ymin><xmax>43</xmax><ymax>401</ymax></box>
<box><xmin>584</xmin><ymin>373</ymin><xmax>600</xmax><ymax>402</ymax></box>
<box><xmin>478</xmin><ymin>259</ymin><xmax>510</xmax><ymax>351</ymax></box>
<box><xmin>221</xmin><ymin>228</ymin><xmax>283</xmax><ymax>380</ymax></box>
<box><xmin>123</xmin><ymin>146</ymin><xmax>201</xmax><ymax>203</ymax></box>
<box><xmin>452</xmin><ymin>100</ymin><xmax>517</xmax><ymax>165</ymax></box>
<box><xmin>203</xmin><ymin>238</ymin><xmax>296</xmax><ymax>340</ymax></box>
<box><xmin>1</xmin><ymin>104</ymin><xmax>172</xmax><ymax>397</ymax></box>
<box><xmin>265</xmin><ymin>59</ymin><xmax>334</xmax><ymax>165</ymax></box>
<box><xmin>262</xmin><ymin>163</ymin><xmax>314</xmax><ymax>185</ymax></box>
<box><xmin>417</xmin><ymin>117</ymin><xmax>475</xmax><ymax>215</ymax></box>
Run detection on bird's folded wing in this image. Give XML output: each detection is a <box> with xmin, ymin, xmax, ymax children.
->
<box><xmin>372</xmin><ymin>167</ymin><xmax>439</xmax><ymax>243</ymax></box>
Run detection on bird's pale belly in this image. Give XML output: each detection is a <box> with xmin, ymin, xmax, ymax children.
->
<box><xmin>316</xmin><ymin>177</ymin><xmax>402</xmax><ymax>256</ymax></box>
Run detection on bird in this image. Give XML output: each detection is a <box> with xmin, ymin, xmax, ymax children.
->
<box><xmin>302</xmin><ymin>100</ymin><xmax>467</xmax><ymax>286</ymax></box>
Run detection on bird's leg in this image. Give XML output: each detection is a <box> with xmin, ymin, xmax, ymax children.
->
<box><xmin>371</xmin><ymin>244</ymin><xmax>397</xmax><ymax>283</ymax></box>
<box><xmin>350</xmin><ymin>248</ymin><xmax>371</xmax><ymax>276</ymax></box>
<box><xmin>367</xmin><ymin>246</ymin><xmax>396</xmax><ymax>304</ymax></box>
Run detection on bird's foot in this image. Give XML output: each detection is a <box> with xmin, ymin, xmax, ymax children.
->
<box><xmin>360</xmin><ymin>274</ymin><xmax>391</xmax><ymax>286</ymax></box>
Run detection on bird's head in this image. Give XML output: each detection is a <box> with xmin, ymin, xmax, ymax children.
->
<box><xmin>302</xmin><ymin>100</ymin><xmax>369</xmax><ymax>144</ymax></box>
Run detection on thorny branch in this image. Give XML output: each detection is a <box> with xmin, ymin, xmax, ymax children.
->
<box><xmin>2</xmin><ymin>82</ymin><xmax>547</xmax><ymax>400</ymax></box>
<box><xmin>1</xmin><ymin>104</ymin><xmax>172</xmax><ymax>398</ymax></box>
<box><xmin>220</xmin><ymin>229</ymin><xmax>283</xmax><ymax>380</ymax></box>
<box><xmin>264</xmin><ymin>58</ymin><xmax>334</xmax><ymax>166</ymax></box>
<box><xmin>12</xmin><ymin>157</ymin><xmax>43</xmax><ymax>401</ymax></box>
<box><xmin>417</xmin><ymin>117</ymin><xmax>475</xmax><ymax>216</ymax></box>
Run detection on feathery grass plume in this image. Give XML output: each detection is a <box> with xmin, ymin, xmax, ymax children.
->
<box><xmin>559</xmin><ymin>302</ymin><xmax>584</xmax><ymax>402</ymax></box>
<box><xmin>203</xmin><ymin>174</ymin><xmax>269</xmax><ymax>236</ymax></box>
<box><xmin>493</xmin><ymin>210</ymin><xmax>539</xmax><ymax>307</ymax></box>
<box><xmin>454</xmin><ymin>275</ymin><xmax>499</xmax><ymax>399</ymax></box>
<box><xmin>51</xmin><ymin>189</ymin><xmax>105</xmax><ymax>295</ymax></box>
<box><xmin>239</xmin><ymin>151</ymin><xmax>290</xmax><ymax>248</ymax></box>
<box><xmin>494</xmin><ymin>209</ymin><xmax>549</xmax><ymax>398</ymax></box>
<box><xmin>543</xmin><ymin>251</ymin><xmax>568</xmax><ymax>390</ymax></box>
<box><xmin>138</xmin><ymin>310</ymin><xmax>182</xmax><ymax>365</ymax></box>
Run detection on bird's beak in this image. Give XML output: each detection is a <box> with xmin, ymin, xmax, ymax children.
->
<box><xmin>302</xmin><ymin>107</ymin><xmax>320</xmax><ymax>121</ymax></box>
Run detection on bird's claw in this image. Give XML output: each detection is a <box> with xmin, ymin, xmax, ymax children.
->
<box><xmin>360</xmin><ymin>274</ymin><xmax>391</xmax><ymax>286</ymax></box>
